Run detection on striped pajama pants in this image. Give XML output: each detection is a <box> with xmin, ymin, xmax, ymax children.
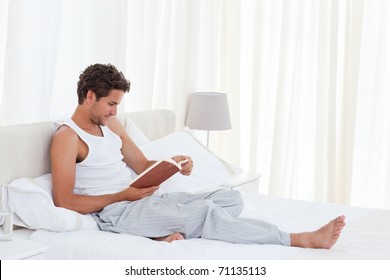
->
<box><xmin>93</xmin><ymin>189</ymin><xmax>291</xmax><ymax>246</ymax></box>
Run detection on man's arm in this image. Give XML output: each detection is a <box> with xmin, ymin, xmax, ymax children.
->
<box><xmin>107</xmin><ymin>117</ymin><xmax>194</xmax><ymax>176</ymax></box>
<box><xmin>50</xmin><ymin>125</ymin><xmax>158</xmax><ymax>214</ymax></box>
<box><xmin>107</xmin><ymin>117</ymin><xmax>157</xmax><ymax>174</ymax></box>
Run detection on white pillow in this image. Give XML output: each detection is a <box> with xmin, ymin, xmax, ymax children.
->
<box><xmin>125</xmin><ymin>117</ymin><xmax>150</xmax><ymax>146</ymax></box>
<box><xmin>3</xmin><ymin>174</ymin><xmax>98</xmax><ymax>232</ymax></box>
<box><xmin>139</xmin><ymin>130</ymin><xmax>236</xmax><ymax>194</ymax></box>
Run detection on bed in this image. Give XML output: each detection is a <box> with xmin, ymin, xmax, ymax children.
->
<box><xmin>1</xmin><ymin>109</ymin><xmax>390</xmax><ymax>260</ymax></box>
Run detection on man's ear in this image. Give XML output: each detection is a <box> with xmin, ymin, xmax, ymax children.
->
<box><xmin>86</xmin><ymin>90</ymin><xmax>96</xmax><ymax>104</ymax></box>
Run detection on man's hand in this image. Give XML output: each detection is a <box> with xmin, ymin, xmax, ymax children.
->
<box><xmin>172</xmin><ymin>155</ymin><xmax>193</xmax><ymax>176</ymax></box>
<box><xmin>120</xmin><ymin>185</ymin><xmax>160</xmax><ymax>201</ymax></box>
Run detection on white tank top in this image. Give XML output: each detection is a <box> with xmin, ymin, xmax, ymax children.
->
<box><xmin>63</xmin><ymin>119</ymin><xmax>133</xmax><ymax>196</ymax></box>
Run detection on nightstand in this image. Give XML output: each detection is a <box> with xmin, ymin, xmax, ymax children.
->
<box><xmin>220</xmin><ymin>172</ymin><xmax>261</xmax><ymax>192</ymax></box>
<box><xmin>0</xmin><ymin>237</ymin><xmax>48</xmax><ymax>260</ymax></box>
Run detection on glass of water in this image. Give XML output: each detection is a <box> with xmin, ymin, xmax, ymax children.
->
<box><xmin>0</xmin><ymin>212</ymin><xmax>13</xmax><ymax>241</ymax></box>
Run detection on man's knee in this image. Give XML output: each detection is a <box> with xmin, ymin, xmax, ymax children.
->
<box><xmin>213</xmin><ymin>189</ymin><xmax>244</xmax><ymax>216</ymax></box>
<box><xmin>230</xmin><ymin>190</ymin><xmax>243</xmax><ymax>202</ymax></box>
<box><xmin>230</xmin><ymin>190</ymin><xmax>244</xmax><ymax>215</ymax></box>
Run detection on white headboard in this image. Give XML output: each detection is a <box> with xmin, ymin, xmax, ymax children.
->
<box><xmin>0</xmin><ymin>109</ymin><xmax>176</xmax><ymax>188</ymax></box>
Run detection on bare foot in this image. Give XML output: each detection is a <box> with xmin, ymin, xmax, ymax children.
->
<box><xmin>290</xmin><ymin>215</ymin><xmax>346</xmax><ymax>249</ymax></box>
<box><xmin>152</xmin><ymin>232</ymin><xmax>185</xmax><ymax>243</ymax></box>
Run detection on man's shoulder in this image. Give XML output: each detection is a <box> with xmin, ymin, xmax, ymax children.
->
<box><xmin>50</xmin><ymin>124</ymin><xmax>80</xmax><ymax>158</ymax></box>
<box><xmin>107</xmin><ymin>116</ymin><xmax>125</xmax><ymax>136</ymax></box>
<box><xmin>53</xmin><ymin>124</ymin><xmax>79</xmax><ymax>142</ymax></box>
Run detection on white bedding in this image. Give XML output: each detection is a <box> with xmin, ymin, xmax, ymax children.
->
<box><xmin>23</xmin><ymin>192</ymin><xmax>390</xmax><ymax>260</ymax></box>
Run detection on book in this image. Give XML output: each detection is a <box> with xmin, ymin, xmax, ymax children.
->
<box><xmin>130</xmin><ymin>158</ymin><xmax>189</xmax><ymax>188</ymax></box>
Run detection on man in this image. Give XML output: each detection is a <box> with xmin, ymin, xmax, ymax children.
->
<box><xmin>51</xmin><ymin>63</ymin><xmax>345</xmax><ymax>247</ymax></box>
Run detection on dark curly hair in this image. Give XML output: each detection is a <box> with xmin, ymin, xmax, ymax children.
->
<box><xmin>77</xmin><ymin>63</ymin><xmax>131</xmax><ymax>104</ymax></box>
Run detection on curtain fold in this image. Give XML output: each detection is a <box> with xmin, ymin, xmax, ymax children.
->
<box><xmin>0</xmin><ymin>0</ymin><xmax>129</xmax><ymax>124</ymax></box>
<box><xmin>0</xmin><ymin>0</ymin><xmax>9</xmax><ymax>109</ymax></box>
<box><xmin>0</xmin><ymin>0</ymin><xmax>63</xmax><ymax>125</ymax></box>
<box><xmin>333</xmin><ymin>0</ymin><xmax>363</xmax><ymax>205</ymax></box>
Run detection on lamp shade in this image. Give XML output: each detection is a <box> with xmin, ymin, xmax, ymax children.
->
<box><xmin>185</xmin><ymin>92</ymin><xmax>231</xmax><ymax>130</ymax></box>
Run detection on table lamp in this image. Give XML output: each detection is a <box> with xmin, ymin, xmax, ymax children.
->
<box><xmin>185</xmin><ymin>92</ymin><xmax>231</xmax><ymax>147</ymax></box>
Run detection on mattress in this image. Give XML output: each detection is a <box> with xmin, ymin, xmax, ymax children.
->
<box><xmin>18</xmin><ymin>192</ymin><xmax>390</xmax><ymax>260</ymax></box>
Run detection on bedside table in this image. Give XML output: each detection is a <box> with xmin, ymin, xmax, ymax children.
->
<box><xmin>220</xmin><ymin>172</ymin><xmax>261</xmax><ymax>192</ymax></box>
<box><xmin>0</xmin><ymin>237</ymin><xmax>48</xmax><ymax>260</ymax></box>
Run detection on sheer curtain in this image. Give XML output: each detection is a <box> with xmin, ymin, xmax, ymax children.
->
<box><xmin>238</xmin><ymin>0</ymin><xmax>362</xmax><ymax>205</ymax></box>
<box><xmin>123</xmin><ymin>0</ymin><xmax>390</xmax><ymax>209</ymax></box>
<box><xmin>0</xmin><ymin>0</ymin><xmax>389</xmax><ymax>209</ymax></box>
<box><xmin>234</xmin><ymin>0</ymin><xmax>390</xmax><ymax>209</ymax></box>
<box><xmin>351</xmin><ymin>0</ymin><xmax>390</xmax><ymax>208</ymax></box>
<box><xmin>0</xmin><ymin>0</ymin><xmax>129</xmax><ymax>124</ymax></box>
<box><xmin>235</xmin><ymin>0</ymin><xmax>390</xmax><ymax>209</ymax></box>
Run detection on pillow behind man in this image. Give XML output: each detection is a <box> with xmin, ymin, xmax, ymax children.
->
<box><xmin>3</xmin><ymin>174</ymin><xmax>98</xmax><ymax>231</ymax></box>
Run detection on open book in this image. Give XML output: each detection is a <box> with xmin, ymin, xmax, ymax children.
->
<box><xmin>130</xmin><ymin>158</ymin><xmax>189</xmax><ymax>188</ymax></box>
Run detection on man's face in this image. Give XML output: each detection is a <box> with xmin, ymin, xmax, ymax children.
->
<box><xmin>89</xmin><ymin>89</ymin><xmax>124</xmax><ymax>126</ymax></box>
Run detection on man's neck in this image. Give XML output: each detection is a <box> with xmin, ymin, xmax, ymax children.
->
<box><xmin>71</xmin><ymin>107</ymin><xmax>103</xmax><ymax>137</ymax></box>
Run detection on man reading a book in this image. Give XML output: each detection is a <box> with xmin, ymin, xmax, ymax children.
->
<box><xmin>50</xmin><ymin>63</ymin><xmax>345</xmax><ymax>248</ymax></box>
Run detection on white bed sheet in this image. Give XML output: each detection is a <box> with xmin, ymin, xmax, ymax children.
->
<box><xmin>25</xmin><ymin>192</ymin><xmax>390</xmax><ymax>260</ymax></box>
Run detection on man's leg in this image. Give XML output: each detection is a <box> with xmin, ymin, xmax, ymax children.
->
<box><xmin>153</xmin><ymin>232</ymin><xmax>185</xmax><ymax>242</ymax></box>
<box><xmin>161</xmin><ymin>189</ymin><xmax>243</xmax><ymax>217</ymax></box>
<box><xmin>94</xmin><ymin>191</ymin><xmax>288</xmax><ymax>244</ymax></box>
<box><xmin>94</xmin><ymin>191</ymin><xmax>345</xmax><ymax>247</ymax></box>
<box><xmin>149</xmin><ymin>189</ymin><xmax>243</xmax><ymax>242</ymax></box>
<box><xmin>199</xmin><ymin>189</ymin><xmax>244</xmax><ymax>217</ymax></box>
<box><xmin>290</xmin><ymin>215</ymin><xmax>346</xmax><ymax>249</ymax></box>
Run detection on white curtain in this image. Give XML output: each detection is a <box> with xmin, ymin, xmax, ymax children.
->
<box><xmin>234</xmin><ymin>0</ymin><xmax>390</xmax><ymax>209</ymax></box>
<box><xmin>0</xmin><ymin>0</ymin><xmax>389</xmax><ymax>209</ymax></box>
<box><xmin>240</xmin><ymin>0</ymin><xmax>363</xmax><ymax>205</ymax></box>
<box><xmin>0</xmin><ymin>0</ymin><xmax>129</xmax><ymax>124</ymax></box>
